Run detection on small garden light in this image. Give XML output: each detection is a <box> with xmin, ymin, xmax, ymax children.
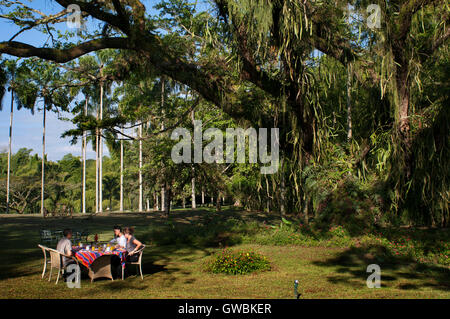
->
<box><xmin>294</xmin><ymin>280</ymin><xmax>301</xmax><ymax>299</ymax></box>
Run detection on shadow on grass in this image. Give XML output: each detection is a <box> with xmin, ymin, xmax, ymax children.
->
<box><xmin>0</xmin><ymin>208</ymin><xmax>275</xmax><ymax>282</ymax></box>
<box><xmin>312</xmin><ymin>245</ymin><xmax>450</xmax><ymax>291</ymax></box>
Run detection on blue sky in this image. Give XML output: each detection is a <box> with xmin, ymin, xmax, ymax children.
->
<box><xmin>0</xmin><ymin>0</ymin><xmax>102</xmax><ymax>160</ymax></box>
<box><xmin>0</xmin><ymin>0</ymin><xmax>213</xmax><ymax>161</ymax></box>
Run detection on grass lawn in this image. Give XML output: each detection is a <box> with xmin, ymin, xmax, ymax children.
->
<box><xmin>0</xmin><ymin>208</ymin><xmax>448</xmax><ymax>299</ymax></box>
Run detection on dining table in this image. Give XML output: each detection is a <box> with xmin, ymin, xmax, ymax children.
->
<box><xmin>72</xmin><ymin>245</ymin><xmax>128</xmax><ymax>282</ymax></box>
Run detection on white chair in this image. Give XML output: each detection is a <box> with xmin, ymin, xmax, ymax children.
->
<box><xmin>122</xmin><ymin>245</ymin><xmax>146</xmax><ymax>280</ymax></box>
<box><xmin>37</xmin><ymin>244</ymin><xmax>51</xmax><ymax>279</ymax></box>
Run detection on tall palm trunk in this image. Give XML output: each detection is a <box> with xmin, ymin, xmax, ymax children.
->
<box><xmin>160</xmin><ymin>77</ymin><xmax>167</xmax><ymax>212</ymax></box>
<box><xmin>347</xmin><ymin>62</ymin><xmax>353</xmax><ymax>141</ymax></box>
<box><xmin>98</xmin><ymin>74</ymin><xmax>103</xmax><ymax>213</ymax></box>
<box><xmin>95</xmin><ymin>106</ymin><xmax>99</xmax><ymax>213</ymax></box>
<box><xmin>280</xmin><ymin>157</ymin><xmax>286</xmax><ymax>217</ymax></box>
<box><xmin>120</xmin><ymin>126</ymin><xmax>124</xmax><ymax>212</ymax></box>
<box><xmin>82</xmin><ymin>98</ymin><xmax>87</xmax><ymax>214</ymax></box>
<box><xmin>346</xmin><ymin>5</ymin><xmax>352</xmax><ymax>141</ymax></box>
<box><xmin>216</xmin><ymin>193</ymin><xmax>221</xmax><ymax>212</ymax></box>
<box><xmin>138</xmin><ymin>122</ymin><xmax>143</xmax><ymax>212</ymax></box>
<box><xmin>6</xmin><ymin>88</ymin><xmax>14</xmax><ymax>214</ymax></box>
<box><xmin>190</xmin><ymin>109</ymin><xmax>196</xmax><ymax>209</ymax></box>
<box><xmin>191</xmin><ymin>169</ymin><xmax>196</xmax><ymax>209</ymax></box>
<box><xmin>163</xmin><ymin>183</ymin><xmax>170</xmax><ymax>216</ymax></box>
<box><xmin>41</xmin><ymin>105</ymin><xmax>46</xmax><ymax>216</ymax></box>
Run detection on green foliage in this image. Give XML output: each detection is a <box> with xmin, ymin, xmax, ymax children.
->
<box><xmin>205</xmin><ymin>248</ymin><xmax>271</xmax><ymax>275</ymax></box>
<box><xmin>0</xmin><ymin>0</ymin><xmax>448</xmax><ymax>228</ymax></box>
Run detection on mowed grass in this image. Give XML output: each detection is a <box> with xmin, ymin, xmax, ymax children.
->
<box><xmin>0</xmin><ymin>209</ymin><xmax>448</xmax><ymax>299</ymax></box>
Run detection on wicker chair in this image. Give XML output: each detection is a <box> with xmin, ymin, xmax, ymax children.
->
<box><xmin>47</xmin><ymin>248</ymin><xmax>79</xmax><ymax>284</ymax></box>
<box><xmin>88</xmin><ymin>254</ymin><xmax>114</xmax><ymax>282</ymax></box>
<box><xmin>122</xmin><ymin>245</ymin><xmax>146</xmax><ymax>280</ymax></box>
<box><xmin>37</xmin><ymin>244</ymin><xmax>51</xmax><ymax>279</ymax></box>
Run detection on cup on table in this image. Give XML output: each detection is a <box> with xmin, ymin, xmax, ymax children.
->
<box><xmin>86</xmin><ymin>245</ymin><xmax>90</xmax><ymax>250</ymax></box>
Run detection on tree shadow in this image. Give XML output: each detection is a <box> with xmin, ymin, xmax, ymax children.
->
<box><xmin>312</xmin><ymin>245</ymin><xmax>450</xmax><ymax>291</ymax></box>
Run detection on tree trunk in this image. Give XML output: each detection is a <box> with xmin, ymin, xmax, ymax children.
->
<box><xmin>82</xmin><ymin>97</ymin><xmax>87</xmax><ymax>214</ymax></box>
<box><xmin>40</xmin><ymin>105</ymin><xmax>46</xmax><ymax>216</ymax></box>
<box><xmin>216</xmin><ymin>194</ymin><xmax>221</xmax><ymax>212</ymax></box>
<box><xmin>280</xmin><ymin>157</ymin><xmax>286</xmax><ymax>217</ymax></box>
<box><xmin>191</xmin><ymin>167</ymin><xmax>196</xmax><ymax>209</ymax></box>
<box><xmin>6</xmin><ymin>88</ymin><xmax>14</xmax><ymax>214</ymax></box>
<box><xmin>164</xmin><ymin>184</ymin><xmax>170</xmax><ymax>217</ymax></box>
<box><xmin>160</xmin><ymin>77</ymin><xmax>167</xmax><ymax>213</ymax></box>
<box><xmin>160</xmin><ymin>192</ymin><xmax>165</xmax><ymax>211</ymax></box>
<box><xmin>95</xmin><ymin>105</ymin><xmax>99</xmax><ymax>213</ymax></box>
<box><xmin>138</xmin><ymin>122</ymin><xmax>143</xmax><ymax>212</ymax></box>
<box><xmin>120</xmin><ymin>126</ymin><xmax>124</xmax><ymax>212</ymax></box>
<box><xmin>347</xmin><ymin>62</ymin><xmax>352</xmax><ymax>141</ymax></box>
<box><xmin>190</xmin><ymin>110</ymin><xmax>196</xmax><ymax>209</ymax></box>
<box><xmin>304</xmin><ymin>197</ymin><xmax>309</xmax><ymax>225</ymax></box>
<box><xmin>98</xmin><ymin>74</ymin><xmax>103</xmax><ymax>213</ymax></box>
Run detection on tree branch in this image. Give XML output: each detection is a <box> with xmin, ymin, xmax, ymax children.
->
<box><xmin>0</xmin><ymin>37</ymin><xmax>130</xmax><ymax>63</ymax></box>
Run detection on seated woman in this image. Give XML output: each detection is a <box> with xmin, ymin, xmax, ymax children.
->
<box><xmin>109</xmin><ymin>225</ymin><xmax>126</xmax><ymax>248</ymax></box>
<box><xmin>123</xmin><ymin>227</ymin><xmax>143</xmax><ymax>262</ymax></box>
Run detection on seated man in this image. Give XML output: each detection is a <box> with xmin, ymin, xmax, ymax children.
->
<box><xmin>56</xmin><ymin>229</ymin><xmax>77</xmax><ymax>280</ymax></box>
<box><xmin>56</xmin><ymin>229</ymin><xmax>75</xmax><ymax>265</ymax></box>
<box><xmin>109</xmin><ymin>225</ymin><xmax>126</xmax><ymax>248</ymax></box>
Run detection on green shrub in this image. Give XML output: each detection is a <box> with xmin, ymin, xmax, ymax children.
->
<box><xmin>205</xmin><ymin>248</ymin><xmax>271</xmax><ymax>275</ymax></box>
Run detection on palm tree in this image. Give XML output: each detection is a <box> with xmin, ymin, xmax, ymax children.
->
<box><xmin>0</xmin><ymin>59</ymin><xmax>19</xmax><ymax>214</ymax></box>
<box><xmin>191</xmin><ymin>109</ymin><xmax>196</xmax><ymax>209</ymax></box>
<box><xmin>69</xmin><ymin>53</ymin><xmax>115</xmax><ymax>213</ymax></box>
<box><xmin>120</xmin><ymin>126</ymin><xmax>124</xmax><ymax>212</ymax></box>
<box><xmin>103</xmin><ymin>174</ymin><xmax>119</xmax><ymax>211</ymax></box>
<box><xmin>160</xmin><ymin>77</ymin><xmax>167</xmax><ymax>213</ymax></box>
<box><xmin>6</xmin><ymin>84</ymin><xmax>14</xmax><ymax>214</ymax></box>
<box><xmin>41</xmin><ymin>92</ymin><xmax>47</xmax><ymax>216</ymax></box>
<box><xmin>82</xmin><ymin>97</ymin><xmax>87</xmax><ymax>213</ymax></box>
<box><xmin>138</xmin><ymin>122</ymin><xmax>143</xmax><ymax>212</ymax></box>
<box><xmin>98</xmin><ymin>64</ymin><xmax>104</xmax><ymax>213</ymax></box>
<box><xmin>10</xmin><ymin>60</ymin><xmax>73</xmax><ymax>215</ymax></box>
